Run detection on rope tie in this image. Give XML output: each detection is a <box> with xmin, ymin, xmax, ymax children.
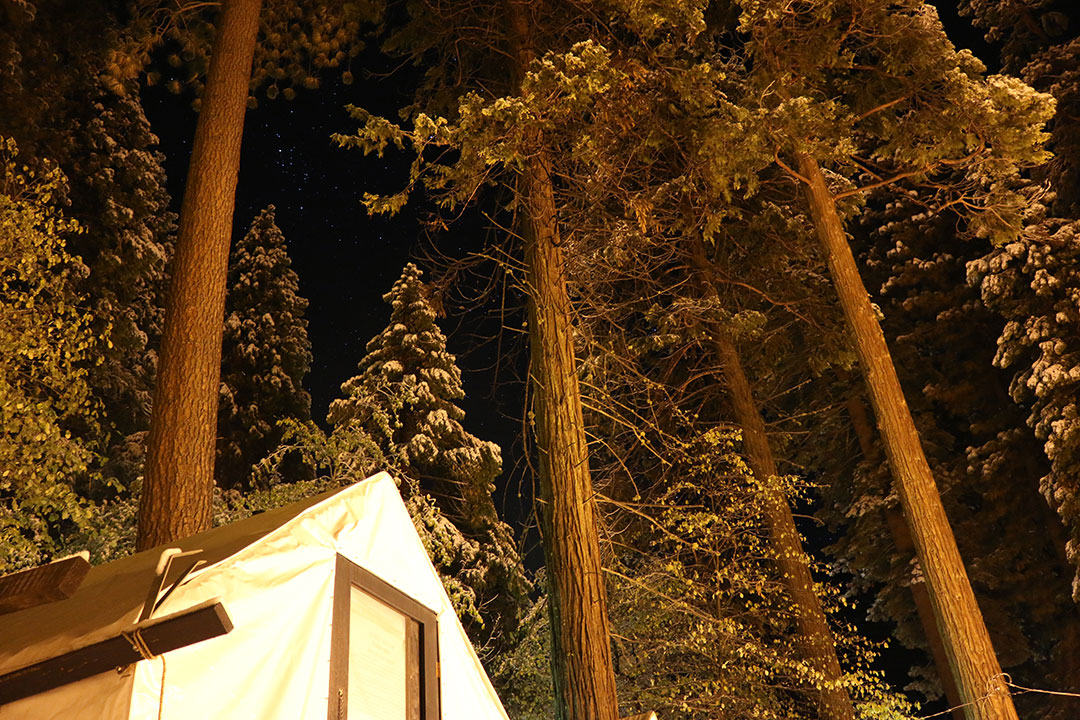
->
<box><xmin>119</xmin><ymin>627</ymin><xmax>167</xmax><ymax>719</ymax></box>
<box><xmin>121</xmin><ymin>628</ymin><xmax>156</xmax><ymax>661</ymax></box>
<box><xmin>918</xmin><ymin>672</ymin><xmax>1080</xmax><ymax>718</ymax></box>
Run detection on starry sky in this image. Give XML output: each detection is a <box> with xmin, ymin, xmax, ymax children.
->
<box><xmin>141</xmin><ymin>55</ymin><xmax>536</xmax><ymax>529</ymax></box>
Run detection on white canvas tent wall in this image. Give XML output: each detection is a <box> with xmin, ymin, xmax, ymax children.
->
<box><xmin>0</xmin><ymin>472</ymin><xmax>510</xmax><ymax>720</ymax></box>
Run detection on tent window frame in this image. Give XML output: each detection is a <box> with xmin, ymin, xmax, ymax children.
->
<box><xmin>328</xmin><ymin>555</ymin><xmax>440</xmax><ymax>720</ymax></box>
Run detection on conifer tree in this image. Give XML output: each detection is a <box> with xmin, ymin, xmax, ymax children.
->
<box><xmin>62</xmin><ymin>85</ymin><xmax>174</xmax><ymax>490</ymax></box>
<box><xmin>336</xmin><ymin>5</ymin><xmax>636</xmax><ymax>715</ymax></box>
<box><xmin>732</xmin><ymin>2</ymin><xmax>1055</xmax><ymax>715</ymax></box>
<box><xmin>329</xmin><ymin>262</ymin><xmax>529</xmax><ymax>652</ymax></box>
<box><xmin>843</xmin><ymin>193</ymin><xmax>1080</xmax><ymax>716</ymax></box>
<box><xmin>960</xmin><ymin>0</ymin><xmax>1080</xmax><ymax>214</ymax></box>
<box><xmin>961</xmin><ymin>0</ymin><xmax>1080</xmax><ymax>618</ymax></box>
<box><xmin>217</xmin><ymin>205</ymin><xmax>312</xmax><ymax>490</ymax></box>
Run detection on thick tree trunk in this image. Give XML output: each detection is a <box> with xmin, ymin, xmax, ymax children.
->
<box><xmin>691</xmin><ymin>245</ymin><xmax>853</xmax><ymax>719</ymax></box>
<box><xmin>506</xmin><ymin>3</ymin><xmax>619</xmax><ymax>719</ymax></box>
<box><xmin>845</xmin><ymin>395</ymin><xmax>966</xmax><ymax>720</ymax></box>
<box><xmin>796</xmin><ymin>151</ymin><xmax>1017</xmax><ymax>720</ymax></box>
<box><xmin>138</xmin><ymin>0</ymin><xmax>262</xmax><ymax>550</ymax></box>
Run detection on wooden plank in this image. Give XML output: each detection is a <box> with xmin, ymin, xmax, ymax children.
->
<box><xmin>0</xmin><ymin>600</ymin><xmax>232</xmax><ymax>704</ymax></box>
<box><xmin>0</xmin><ymin>554</ymin><xmax>90</xmax><ymax>615</ymax></box>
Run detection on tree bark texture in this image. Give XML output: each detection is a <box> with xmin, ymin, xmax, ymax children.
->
<box><xmin>691</xmin><ymin>245</ymin><xmax>854</xmax><ymax>720</ymax></box>
<box><xmin>796</xmin><ymin>151</ymin><xmax>1017</xmax><ymax>720</ymax></box>
<box><xmin>138</xmin><ymin>0</ymin><xmax>263</xmax><ymax>550</ymax></box>
<box><xmin>845</xmin><ymin>395</ymin><xmax>966</xmax><ymax>720</ymax></box>
<box><xmin>507</xmin><ymin>3</ymin><xmax>620</xmax><ymax>719</ymax></box>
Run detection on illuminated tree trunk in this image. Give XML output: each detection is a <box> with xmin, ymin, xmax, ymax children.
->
<box><xmin>796</xmin><ymin>151</ymin><xmax>1017</xmax><ymax>720</ymax></box>
<box><xmin>691</xmin><ymin>244</ymin><xmax>853</xmax><ymax>720</ymax></box>
<box><xmin>138</xmin><ymin>0</ymin><xmax>263</xmax><ymax>550</ymax></box>
<box><xmin>845</xmin><ymin>395</ymin><xmax>966</xmax><ymax>720</ymax></box>
<box><xmin>507</xmin><ymin>2</ymin><xmax>619</xmax><ymax>718</ymax></box>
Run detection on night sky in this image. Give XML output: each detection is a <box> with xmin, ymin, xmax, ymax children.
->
<box><xmin>142</xmin><ymin>50</ymin><xmax>537</xmax><ymax>529</ymax></box>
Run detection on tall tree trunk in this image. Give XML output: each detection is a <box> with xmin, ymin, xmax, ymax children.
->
<box><xmin>138</xmin><ymin>0</ymin><xmax>263</xmax><ymax>550</ymax></box>
<box><xmin>796</xmin><ymin>151</ymin><xmax>1017</xmax><ymax>720</ymax></box>
<box><xmin>712</xmin><ymin>332</ymin><xmax>855</xmax><ymax>720</ymax></box>
<box><xmin>845</xmin><ymin>395</ymin><xmax>966</xmax><ymax>720</ymax></box>
<box><xmin>691</xmin><ymin>245</ymin><xmax>854</xmax><ymax>720</ymax></box>
<box><xmin>506</xmin><ymin>3</ymin><xmax>619</xmax><ymax>719</ymax></box>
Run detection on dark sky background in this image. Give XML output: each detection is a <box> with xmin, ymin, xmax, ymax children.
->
<box><xmin>142</xmin><ymin>46</ymin><xmax>537</xmax><ymax>529</ymax></box>
<box><xmin>140</xmin><ymin>4</ymin><xmax>1004</xmax><ymax>709</ymax></box>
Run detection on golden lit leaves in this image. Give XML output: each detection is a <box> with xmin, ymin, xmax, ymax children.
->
<box><xmin>0</xmin><ymin>138</ymin><xmax>101</xmax><ymax>570</ymax></box>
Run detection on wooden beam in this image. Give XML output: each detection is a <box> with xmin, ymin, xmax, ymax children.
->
<box><xmin>0</xmin><ymin>554</ymin><xmax>90</xmax><ymax>615</ymax></box>
<box><xmin>0</xmin><ymin>600</ymin><xmax>232</xmax><ymax>704</ymax></box>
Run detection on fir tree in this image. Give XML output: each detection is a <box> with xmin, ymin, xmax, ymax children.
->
<box><xmin>961</xmin><ymin>0</ymin><xmax>1080</xmax><ymax>626</ymax></box>
<box><xmin>217</xmin><ymin>205</ymin><xmax>312</xmax><ymax>490</ymax></box>
<box><xmin>63</xmin><ymin>83</ymin><xmax>174</xmax><ymax>491</ymax></box>
<box><xmin>328</xmin><ymin>262</ymin><xmax>529</xmax><ymax>652</ymax></box>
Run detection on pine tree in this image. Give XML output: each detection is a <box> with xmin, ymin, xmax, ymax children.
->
<box><xmin>960</xmin><ymin>0</ymin><xmax>1080</xmax><ymax>214</ymax></box>
<box><xmin>329</xmin><ymin>262</ymin><xmax>529</xmax><ymax>652</ymax></box>
<box><xmin>217</xmin><ymin>205</ymin><xmax>312</xmax><ymax>490</ymax></box>
<box><xmin>732</xmin><ymin>1</ymin><xmax>1055</xmax><ymax>714</ymax></box>
<box><xmin>788</xmin><ymin>190</ymin><xmax>1080</xmax><ymax>717</ymax></box>
<box><xmin>0</xmin><ymin>138</ymin><xmax>99</xmax><ymax>570</ymax></box>
<box><xmin>961</xmin><ymin>0</ymin><xmax>1080</xmax><ymax>630</ymax></box>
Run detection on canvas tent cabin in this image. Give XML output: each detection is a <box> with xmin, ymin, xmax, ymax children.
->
<box><xmin>0</xmin><ymin>472</ymin><xmax>509</xmax><ymax>720</ymax></box>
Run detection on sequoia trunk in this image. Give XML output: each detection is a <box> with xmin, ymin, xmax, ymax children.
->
<box><xmin>507</xmin><ymin>2</ymin><xmax>620</xmax><ymax>719</ymax></box>
<box><xmin>138</xmin><ymin>0</ymin><xmax>263</xmax><ymax>549</ymax></box>
<box><xmin>797</xmin><ymin>151</ymin><xmax>1016</xmax><ymax>720</ymax></box>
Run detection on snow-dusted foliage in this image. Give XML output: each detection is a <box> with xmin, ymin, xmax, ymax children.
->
<box><xmin>62</xmin><ymin>82</ymin><xmax>175</xmax><ymax>491</ymax></box>
<box><xmin>218</xmin><ymin>206</ymin><xmax>312</xmax><ymax>490</ymax></box>
<box><xmin>961</xmin><ymin>0</ymin><xmax>1080</xmax><ymax>215</ymax></box>
<box><xmin>969</xmin><ymin>217</ymin><xmax>1080</xmax><ymax>600</ymax></box>
<box><xmin>329</xmin><ymin>262</ymin><xmax>529</xmax><ymax>651</ymax></box>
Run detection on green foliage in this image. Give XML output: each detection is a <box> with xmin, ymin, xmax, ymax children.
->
<box><xmin>488</xmin><ymin>594</ymin><xmax>556</xmax><ymax>720</ymax></box>
<box><xmin>0</xmin><ymin>2</ymin><xmax>176</xmax><ymax>495</ymax></box>
<box><xmin>0</xmin><ymin>138</ymin><xmax>100</xmax><ymax>569</ymax></box>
